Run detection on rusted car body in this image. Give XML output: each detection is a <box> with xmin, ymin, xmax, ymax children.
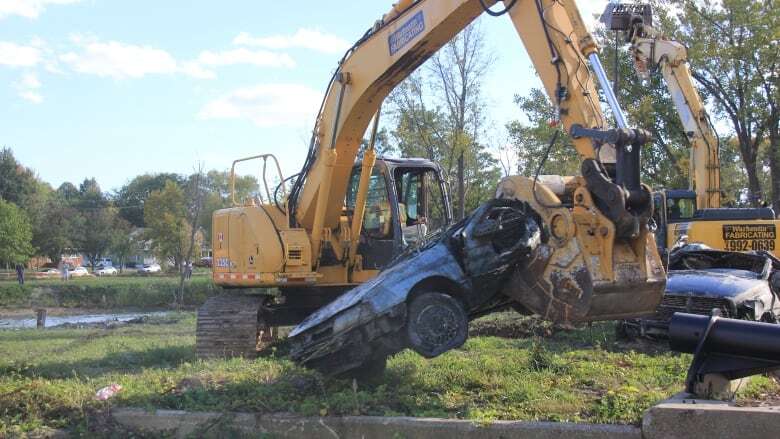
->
<box><xmin>288</xmin><ymin>199</ymin><xmax>541</xmax><ymax>376</ymax></box>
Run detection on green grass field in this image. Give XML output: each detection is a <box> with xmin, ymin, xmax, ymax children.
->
<box><xmin>1</xmin><ymin>311</ymin><xmax>777</xmax><ymax>436</ymax></box>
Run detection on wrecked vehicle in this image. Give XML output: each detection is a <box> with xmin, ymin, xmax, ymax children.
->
<box><xmin>288</xmin><ymin>199</ymin><xmax>542</xmax><ymax>377</ymax></box>
<box><xmin>620</xmin><ymin>247</ymin><xmax>780</xmax><ymax>337</ymax></box>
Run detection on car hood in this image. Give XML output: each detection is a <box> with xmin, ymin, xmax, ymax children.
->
<box><xmin>666</xmin><ymin>269</ymin><xmax>768</xmax><ymax>299</ymax></box>
<box><xmin>288</xmin><ymin>241</ymin><xmax>465</xmax><ymax>338</ymax></box>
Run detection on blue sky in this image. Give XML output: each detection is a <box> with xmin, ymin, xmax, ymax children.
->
<box><xmin>0</xmin><ymin>0</ymin><xmax>607</xmax><ymax>192</ymax></box>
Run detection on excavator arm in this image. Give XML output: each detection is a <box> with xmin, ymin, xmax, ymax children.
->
<box><xmin>289</xmin><ymin>0</ymin><xmax>655</xmax><ymax>261</ymax></box>
<box><xmin>602</xmin><ymin>3</ymin><xmax>721</xmax><ymax>209</ymax></box>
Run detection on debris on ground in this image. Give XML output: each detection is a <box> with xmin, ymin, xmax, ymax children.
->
<box><xmin>95</xmin><ymin>384</ymin><xmax>122</xmax><ymax>401</ymax></box>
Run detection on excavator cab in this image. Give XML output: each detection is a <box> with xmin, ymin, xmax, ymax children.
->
<box><xmin>345</xmin><ymin>158</ymin><xmax>451</xmax><ymax>270</ymax></box>
<box><xmin>652</xmin><ymin>190</ymin><xmax>697</xmax><ymax>256</ymax></box>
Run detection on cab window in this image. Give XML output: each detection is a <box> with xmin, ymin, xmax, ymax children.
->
<box><xmin>347</xmin><ymin>168</ymin><xmax>393</xmax><ymax>239</ymax></box>
<box><xmin>395</xmin><ymin>167</ymin><xmax>449</xmax><ymax>243</ymax></box>
<box><xmin>667</xmin><ymin>197</ymin><xmax>696</xmax><ymax>221</ymax></box>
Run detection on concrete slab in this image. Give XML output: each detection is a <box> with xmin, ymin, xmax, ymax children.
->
<box><xmin>643</xmin><ymin>392</ymin><xmax>780</xmax><ymax>439</ymax></box>
<box><xmin>113</xmin><ymin>408</ymin><xmax>641</xmax><ymax>439</ymax></box>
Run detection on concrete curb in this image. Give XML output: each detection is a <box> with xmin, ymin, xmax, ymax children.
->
<box><xmin>112</xmin><ymin>408</ymin><xmax>641</xmax><ymax>439</ymax></box>
<box><xmin>643</xmin><ymin>393</ymin><xmax>780</xmax><ymax>439</ymax></box>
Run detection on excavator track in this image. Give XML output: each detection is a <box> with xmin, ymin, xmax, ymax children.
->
<box><xmin>196</xmin><ymin>294</ymin><xmax>271</xmax><ymax>359</ymax></box>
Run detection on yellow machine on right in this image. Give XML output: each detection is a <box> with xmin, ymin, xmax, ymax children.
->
<box><xmin>602</xmin><ymin>3</ymin><xmax>780</xmax><ymax>257</ymax></box>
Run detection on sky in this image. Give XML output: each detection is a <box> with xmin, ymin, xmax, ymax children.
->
<box><xmin>0</xmin><ymin>0</ymin><xmax>609</xmax><ymax>192</ymax></box>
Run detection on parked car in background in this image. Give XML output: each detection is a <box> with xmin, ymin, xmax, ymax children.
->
<box><xmin>38</xmin><ymin>268</ymin><xmax>60</xmax><ymax>277</ymax></box>
<box><xmin>70</xmin><ymin>266</ymin><xmax>90</xmax><ymax>277</ymax></box>
<box><xmin>137</xmin><ymin>263</ymin><xmax>161</xmax><ymax>274</ymax></box>
<box><xmin>95</xmin><ymin>258</ymin><xmax>113</xmax><ymax>267</ymax></box>
<box><xmin>195</xmin><ymin>257</ymin><xmax>212</xmax><ymax>268</ymax></box>
<box><xmin>95</xmin><ymin>266</ymin><xmax>118</xmax><ymax>276</ymax></box>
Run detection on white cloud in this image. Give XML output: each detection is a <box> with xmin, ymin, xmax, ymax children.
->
<box><xmin>58</xmin><ymin>36</ymin><xmax>298</xmax><ymax>80</ymax></box>
<box><xmin>60</xmin><ymin>39</ymin><xmax>182</xmax><ymax>79</ymax></box>
<box><xmin>0</xmin><ymin>41</ymin><xmax>41</xmax><ymax>66</ymax></box>
<box><xmin>198</xmin><ymin>84</ymin><xmax>322</xmax><ymax>127</ymax></box>
<box><xmin>196</xmin><ymin>48</ymin><xmax>296</xmax><ymax>68</ymax></box>
<box><xmin>15</xmin><ymin>72</ymin><xmax>42</xmax><ymax>103</ymax></box>
<box><xmin>179</xmin><ymin>61</ymin><xmax>216</xmax><ymax>79</ymax></box>
<box><xmin>19</xmin><ymin>90</ymin><xmax>42</xmax><ymax>103</ymax></box>
<box><xmin>0</xmin><ymin>0</ymin><xmax>82</xmax><ymax>20</ymax></box>
<box><xmin>233</xmin><ymin>28</ymin><xmax>350</xmax><ymax>55</ymax></box>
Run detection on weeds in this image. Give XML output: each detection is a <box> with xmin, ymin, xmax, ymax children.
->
<box><xmin>0</xmin><ymin>311</ymin><xmax>777</xmax><ymax>435</ymax></box>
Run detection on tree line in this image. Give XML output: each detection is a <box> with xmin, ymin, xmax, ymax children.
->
<box><xmin>0</xmin><ymin>148</ymin><xmax>259</xmax><ymax>274</ymax></box>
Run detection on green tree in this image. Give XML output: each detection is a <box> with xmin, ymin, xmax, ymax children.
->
<box><xmin>116</xmin><ymin>173</ymin><xmax>182</xmax><ymax>228</ymax></box>
<box><xmin>80</xmin><ymin>207</ymin><xmax>118</xmax><ymax>271</ymax></box>
<box><xmin>0</xmin><ymin>199</ymin><xmax>34</xmax><ymax>266</ymax></box>
<box><xmin>673</xmin><ymin>0</ymin><xmax>775</xmax><ymax>206</ymax></box>
<box><xmin>109</xmin><ymin>217</ymin><xmax>137</xmax><ymax>273</ymax></box>
<box><xmin>0</xmin><ymin>148</ymin><xmax>39</xmax><ymax>209</ymax></box>
<box><xmin>389</xmin><ymin>23</ymin><xmax>501</xmax><ymax>216</ymax></box>
<box><xmin>56</xmin><ymin>182</ymin><xmax>79</xmax><ymax>202</ymax></box>
<box><xmin>177</xmin><ymin>167</ymin><xmax>207</xmax><ymax>306</ymax></box>
<box><xmin>66</xmin><ymin>178</ymin><xmax>116</xmax><ymax>270</ymax></box>
<box><xmin>144</xmin><ymin>181</ymin><xmax>190</xmax><ymax>271</ymax></box>
<box><xmin>31</xmin><ymin>195</ymin><xmax>83</xmax><ymax>264</ymax></box>
<box><xmin>506</xmin><ymin>88</ymin><xmax>581</xmax><ymax>177</ymax></box>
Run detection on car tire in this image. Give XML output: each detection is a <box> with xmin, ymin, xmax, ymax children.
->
<box><xmin>406</xmin><ymin>292</ymin><xmax>468</xmax><ymax>358</ymax></box>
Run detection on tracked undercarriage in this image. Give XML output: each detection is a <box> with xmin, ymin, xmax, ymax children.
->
<box><xmin>195</xmin><ymin>288</ymin><xmax>348</xmax><ymax>359</ymax></box>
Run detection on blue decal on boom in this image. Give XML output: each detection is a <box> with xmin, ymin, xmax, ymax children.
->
<box><xmin>388</xmin><ymin>11</ymin><xmax>425</xmax><ymax>56</ymax></box>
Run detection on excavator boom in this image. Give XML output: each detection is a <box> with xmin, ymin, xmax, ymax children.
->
<box><xmin>291</xmin><ymin>0</ymin><xmax>614</xmax><ymax>243</ymax></box>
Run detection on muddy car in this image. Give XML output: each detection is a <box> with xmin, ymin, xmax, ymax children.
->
<box><xmin>620</xmin><ymin>247</ymin><xmax>780</xmax><ymax>337</ymax></box>
<box><xmin>288</xmin><ymin>199</ymin><xmax>542</xmax><ymax>377</ymax></box>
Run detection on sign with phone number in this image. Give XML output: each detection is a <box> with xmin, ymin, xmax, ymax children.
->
<box><xmin>722</xmin><ymin>224</ymin><xmax>776</xmax><ymax>251</ymax></box>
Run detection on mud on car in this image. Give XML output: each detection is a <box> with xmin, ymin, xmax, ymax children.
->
<box><xmin>288</xmin><ymin>199</ymin><xmax>542</xmax><ymax>377</ymax></box>
<box><xmin>619</xmin><ymin>247</ymin><xmax>780</xmax><ymax>338</ymax></box>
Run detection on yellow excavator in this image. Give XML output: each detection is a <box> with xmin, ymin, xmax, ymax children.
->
<box><xmin>199</xmin><ymin>0</ymin><xmax>667</xmax><ymax>359</ymax></box>
<box><xmin>602</xmin><ymin>3</ymin><xmax>779</xmax><ymax>257</ymax></box>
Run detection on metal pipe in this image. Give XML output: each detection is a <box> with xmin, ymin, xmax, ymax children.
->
<box><xmin>588</xmin><ymin>53</ymin><xmax>628</xmax><ymax>129</ymax></box>
<box><xmin>230</xmin><ymin>154</ymin><xmax>286</xmax><ymax>206</ymax></box>
<box><xmin>670</xmin><ymin>313</ymin><xmax>780</xmax><ymax>361</ymax></box>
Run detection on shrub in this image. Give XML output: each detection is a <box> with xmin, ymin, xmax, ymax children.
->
<box><xmin>0</xmin><ymin>277</ymin><xmax>221</xmax><ymax>308</ymax></box>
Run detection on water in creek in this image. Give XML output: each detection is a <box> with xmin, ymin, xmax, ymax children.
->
<box><xmin>0</xmin><ymin>311</ymin><xmax>170</xmax><ymax>329</ymax></box>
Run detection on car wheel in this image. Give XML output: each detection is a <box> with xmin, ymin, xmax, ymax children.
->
<box><xmin>406</xmin><ymin>292</ymin><xmax>468</xmax><ymax>358</ymax></box>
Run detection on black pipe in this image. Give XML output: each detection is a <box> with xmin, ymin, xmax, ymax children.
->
<box><xmin>669</xmin><ymin>313</ymin><xmax>780</xmax><ymax>362</ymax></box>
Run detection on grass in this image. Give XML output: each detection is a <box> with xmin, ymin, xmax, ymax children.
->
<box><xmin>0</xmin><ymin>312</ymin><xmax>777</xmax><ymax>436</ymax></box>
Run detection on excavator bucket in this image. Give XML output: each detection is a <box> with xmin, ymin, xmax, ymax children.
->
<box><xmin>496</xmin><ymin>176</ymin><xmax>666</xmax><ymax>323</ymax></box>
<box><xmin>501</xmin><ymin>236</ymin><xmax>667</xmax><ymax>322</ymax></box>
